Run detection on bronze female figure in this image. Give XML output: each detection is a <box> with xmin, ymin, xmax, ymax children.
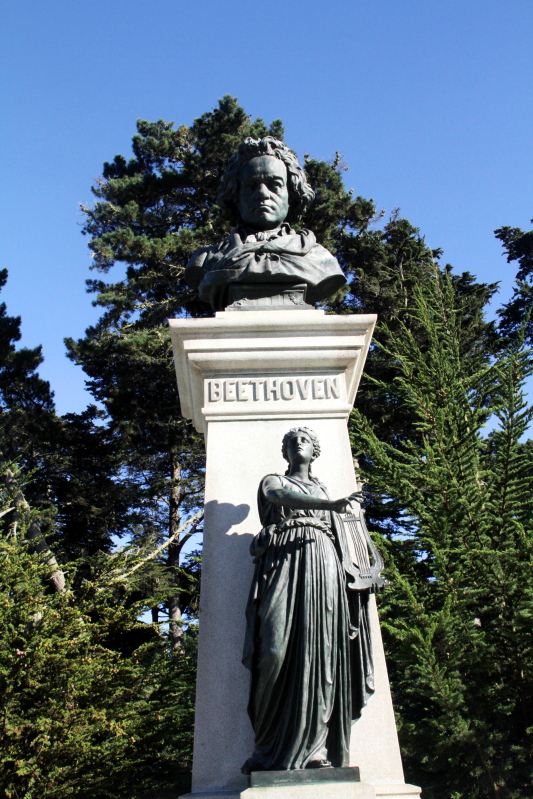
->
<box><xmin>242</xmin><ymin>427</ymin><xmax>375</xmax><ymax>774</ymax></box>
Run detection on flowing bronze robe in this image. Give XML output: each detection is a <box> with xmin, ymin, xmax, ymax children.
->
<box><xmin>242</xmin><ymin>475</ymin><xmax>374</xmax><ymax>771</ymax></box>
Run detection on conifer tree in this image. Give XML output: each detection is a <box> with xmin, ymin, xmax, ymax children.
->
<box><xmin>351</xmin><ymin>274</ymin><xmax>533</xmax><ymax>799</ymax></box>
<box><xmin>0</xmin><ymin>268</ymin><xmax>55</xmax><ymax>470</ymax></box>
<box><xmin>302</xmin><ymin>161</ymin><xmax>498</xmax><ymax>535</ymax></box>
<box><xmin>496</xmin><ymin>218</ymin><xmax>533</xmax><ymax>343</ymax></box>
<box><xmin>0</xmin><ymin>270</ymin><xmax>138</xmax><ymax>560</ymax></box>
<box><xmin>0</xmin><ymin>463</ymin><xmax>197</xmax><ymax>798</ymax></box>
<box><xmin>44</xmin><ymin>407</ymin><xmax>141</xmax><ymax>559</ymax></box>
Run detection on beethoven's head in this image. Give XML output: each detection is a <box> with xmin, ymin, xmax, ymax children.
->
<box><xmin>217</xmin><ymin>137</ymin><xmax>315</xmax><ymax>228</ymax></box>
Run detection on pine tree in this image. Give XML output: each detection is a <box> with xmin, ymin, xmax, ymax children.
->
<box><xmin>307</xmin><ymin>185</ymin><xmax>499</xmax><ymax>535</ymax></box>
<box><xmin>0</xmin><ymin>463</ymin><xmax>197</xmax><ymax>799</ymax></box>
<box><xmin>496</xmin><ymin>218</ymin><xmax>533</xmax><ymax>343</ymax></box>
<box><xmin>0</xmin><ymin>270</ymin><xmax>138</xmax><ymax>560</ymax></box>
<box><xmin>45</xmin><ymin>407</ymin><xmax>143</xmax><ymax>559</ymax></box>
<box><xmin>351</xmin><ymin>274</ymin><xmax>533</xmax><ymax>799</ymax></box>
<box><xmin>300</xmin><ymin>160</ymin><xmax>498</xmax><ymax>537</ymax></box>
<box><xmin>0</xmin><ymin>268</ymin><xmax>55</xmax><ymax>470</ymax></box>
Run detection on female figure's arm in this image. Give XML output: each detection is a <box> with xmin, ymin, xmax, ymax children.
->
<box><xmin>262</xmin><ymin>475</ymin><xmax>360</xmax><ymax>514</ymax></box>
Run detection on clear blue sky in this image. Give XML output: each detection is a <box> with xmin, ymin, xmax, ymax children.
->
<box><xmin>1</xmin><ymin>0</ymin><xmax>532</xmax><ymax>414</ymax></box>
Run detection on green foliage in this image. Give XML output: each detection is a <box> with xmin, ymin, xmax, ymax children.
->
<box><xmin>496</xmin><ymin>219</ymin><xmax>533</xmax><ymax>343</ymax></box>
<box><xmin>0</xmin><ymin>466</ymin><xmax>196</xmax><ymax>799</ymax></box>
<box><xmin>0</xmin><ymin>267</ymin><xmax>55</xmax><ymax>469</ymax></box>
<box><xmin>44</xmin><ymin>407</ymin><xmax>145</xmax><ymax>559</ymax></box>
<box><xmin>0</xmin><ymin>271</ymin><xmax>140</xmax><ymax>560</ymax></box>
<box><xmin>351</xmin><ymin>274</ymin><xmax>533</xmax><ymax>798</ymax></box>
<box><xmin>333</xmin><ymin>209</ymin><xmax>498</xmax><ymax>538</ymax></box>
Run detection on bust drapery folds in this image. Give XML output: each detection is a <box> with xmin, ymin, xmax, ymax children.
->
<box><xmin>184</xmin><ymin>137</ymin><xmax>346</xmax><ymax>311</ymax></box>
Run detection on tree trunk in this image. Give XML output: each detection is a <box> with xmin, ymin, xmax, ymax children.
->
<box><xmin>27</xmin><ymin>521</ymin><xmax>66</xmax><ymax>593</ymax></box>
<box><xmin>168</xmin><ymin>457</ymin><xmax>183</xmax><ymax>650</ymax></box>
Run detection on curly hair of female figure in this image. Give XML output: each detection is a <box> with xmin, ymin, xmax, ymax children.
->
<box><xmin>281</xmin><ymin>427</ymin><xmax>321</xmax><ymax>479</ymax></box>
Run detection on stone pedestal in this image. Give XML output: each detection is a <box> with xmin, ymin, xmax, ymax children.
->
<box><xmin>181</xmin><ymin>784</ymin><xmax>376</xmax><ymax>799</ymax></box>
<box><xmin>169</xmin><ymin>309</ymin><xmax>421</xmax><ymax>799</ymax></box>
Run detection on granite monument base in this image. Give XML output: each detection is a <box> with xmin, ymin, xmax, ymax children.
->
<box><xmin>180</xmin><ymin>786</ymin><xmax>374</xmax><ymax>799</ymax></box>
<box><xmin>249</xmin><ymin>767</ymin><xmax>360</xmax><ymax>787</ymax></box>
<box><xmin>169</xmin><ymin>309</ymin><xmax>421</xmax><ymax>799</ymax></box>
<box><xmin>179</xmin><ymin>782</ymin><xmax>421</xmax><ymax>799</ymax></box>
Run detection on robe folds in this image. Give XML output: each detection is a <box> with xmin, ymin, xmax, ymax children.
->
<box><xmin>185</xmin><ymin>225</ymin><xmax>346</xmax><ymax>311</ymax></box>
<box><xmin>242</xmin><ymin>475</ymin><xmax>374</xmax><ymax>771</ymax></box>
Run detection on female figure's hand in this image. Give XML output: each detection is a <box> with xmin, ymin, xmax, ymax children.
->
<box><xmin>330</xmin><ymin>492</ymin><xmax>363</xmax><ymax>514</ymax></box>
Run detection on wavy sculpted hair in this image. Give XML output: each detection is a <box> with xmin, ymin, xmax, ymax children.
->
<box><xmin>281</xmin><ymin>427</ymin><xmax>321</xmax><ymax>479</ymax></box>
<box><xmin>217</xmin><ymin>137</ymin><xmax>315</xmax><ymax>225</ymax></box>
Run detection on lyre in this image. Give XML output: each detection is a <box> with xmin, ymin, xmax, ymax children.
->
<box><xmin>342</xmin><ymin>505</ymin><xmax>388</xmax><ymax>592</ymax></box>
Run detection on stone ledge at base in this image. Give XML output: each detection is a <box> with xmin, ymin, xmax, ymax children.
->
<box><xmin>179</xmin><ymin>781</ymin><xmax>421</xmax><ymax>799</ymax></box>
<box><xmin>250</xmin><ymin>767</ymin><xmax>360</xmax><ymax>788</ymax></box>
<box><xmin>374</xmin><ymin>784</ymin><xmax>421</xmax><ymax>799</ymax></box>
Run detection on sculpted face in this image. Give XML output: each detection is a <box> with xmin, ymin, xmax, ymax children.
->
<box><xmin>286</xmin><ymin>432</ymin><xmax>314</xmax><ymax>467</ymax></box>
<box><xmin>238</xmin><ymin>155</ymin><xmax>290</xmax><ymax>230</ymax></box>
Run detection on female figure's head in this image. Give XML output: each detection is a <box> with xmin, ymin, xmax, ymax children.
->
<box><xmin>282</xmin><ymin>427</ymin><xmax>321</xmax><ymax>476</ymax></box>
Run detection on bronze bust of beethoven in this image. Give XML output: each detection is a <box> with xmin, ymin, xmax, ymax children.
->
<box><xmin>184</xmin><ymin>137</ymin><xmax>346</xmax><ymax>311</ymax></box>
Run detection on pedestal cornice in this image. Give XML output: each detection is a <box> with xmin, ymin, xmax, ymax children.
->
<box><xmin>169</xmin><ymin>309</ymin><xmax>376</xmax><ymax>434</ymax></box>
